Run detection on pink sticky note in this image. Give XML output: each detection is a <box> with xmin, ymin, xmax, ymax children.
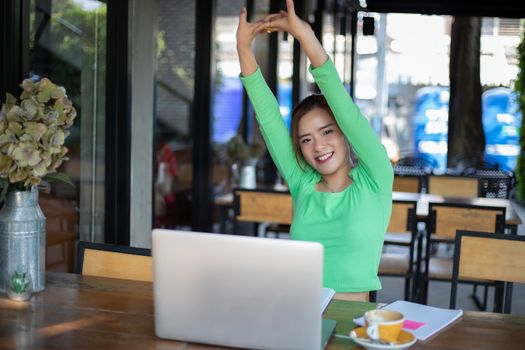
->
<box><xmin>403</xmin><ymin>319</ymin><xmax>425</xmax><ymax>330</ymax></box>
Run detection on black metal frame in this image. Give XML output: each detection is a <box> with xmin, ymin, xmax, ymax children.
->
<box><xmin>261</xmin><ymin>0</ymin><xmax>281</xmax><ymax>186</ymax></box>
<box><xmin>291</xmin><ymin>0</ymin><xmax>305</xmax><ymax>107</ymax></box>
<box><xmin>450</xmin><ymin>230</ymin><xmax>525</xmax><ymax>313</ymax></box>
<box><xmin>105</xmin><ymin>0</ymin><xmax>132</xmax><ymax>244</ymax></box>
<box><xmin>241</xmin><ymin>0</ymin><xmax>255</xmax><ymax>140</ymax></box>
<box><xmin>75</xmin><ymin>241</ymin><xmax>151</xmax><ymax>274</ymax></box>
<box><xmin>365</xmin><ymin>0</ymin><xmax>525</xmax><ymax>18</ymax></box>
<box><xmin>0</xmin><ymin>0</ymin><xmax>30</xmax><ymax>100</ymax></box>
<box><xmin>191</xmin><ymin>0</ymin><xmax>215</xmax><ymax>232</ymax></box>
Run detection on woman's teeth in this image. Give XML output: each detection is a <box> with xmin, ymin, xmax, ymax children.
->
<box><xmin>317</xmin><ymin>152</ymin><xmax>333</xmax><ymax>161</ymax></box>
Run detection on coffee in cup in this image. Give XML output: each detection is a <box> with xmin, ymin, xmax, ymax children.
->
<box><xmin>364</xmin><ymin>309</ymin><xmax>404</xmax><ymax>343</ymax></box>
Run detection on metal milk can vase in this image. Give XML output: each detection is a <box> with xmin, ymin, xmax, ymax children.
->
<box><xmin>0</xmin><ymin>188</ymin><xmax>46</xmax><ymax>293</ymax></box>
<box><xmin>239</xmin><ymin>158</ymin><xmax>258</xmax><ymax>189</ymax></box>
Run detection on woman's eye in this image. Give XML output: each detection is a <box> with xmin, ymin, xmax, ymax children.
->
<box><xmin>323</xmin><ymin>129</ymin><xmax>334</xmax><ymax>135</ymax></box>
<box><xmin>300</xmin><ymin>138</ymin><xmax>310</xmax><ymax>144</ymax></box>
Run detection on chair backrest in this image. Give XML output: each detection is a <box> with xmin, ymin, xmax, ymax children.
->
<box><xmin>393</xmin><ymin>175</ymin><xmax>421</xmax><ymax>193</ymax></box>
<box><xmin>393</xmin><ymin>155</ymin><xmax>436</xmax><ymax>177</ymax></box>
<box><xmin>396</xmin><ymin>155</ymin><xmax>437</xmax><ymax>168</ymax></box>
<box><xmin>388</xmin><ymin>200</ymin><xmax>417</xmax><ymax>234</ymax></box>
<box><xmin>428</xmin><ymin>175</ymin><xmax>479</xmax><ymax>198</ymax></box>
<box><xmin>233</xmin><ymin>189</ymin><xmax>292</xmax><ymax>225</ymax></box>
<box><xmin>76</xmin><ymin>241</ymin><xmax>152</xmax><ymax>282</ymax></box>
<box><xmin>428</xmin><ymin>203</ymin><xmax>506</xmax><ymax>240</ymax></box>
<box><xmin>474</xmin><ymin>170</ymin><xmax>514</xmax><ymax>199</ymax></box>
<box><xmin>450</xmin><ymin>230</ymin><xmax>525</xmax><ymax>309</ymax></box>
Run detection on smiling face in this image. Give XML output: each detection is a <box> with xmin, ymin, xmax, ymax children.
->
<box><xmin>297</xmin><ymin>107</ymin><xmax>351</xmax><ymax>179</ymax></box>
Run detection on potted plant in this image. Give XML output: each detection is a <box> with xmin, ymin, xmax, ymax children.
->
<box><xmin>0</xmin><ymin>77</ymin><xmax>76</xmax><ymax>295</ymax></box>
<box><xmin>226</xmin><ymin>135</ymin><xmax>266</xmax><ymax>189</ymax></box>
<box><xmin>6</xmin><ymin>270</ymin><xmax>32</xmax><ymax>301</ymax></box>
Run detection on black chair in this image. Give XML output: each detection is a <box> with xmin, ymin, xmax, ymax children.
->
<box><xmin>461</xmin><ymin>161</ymin><xmax>514</xmax><ymax>199</ymax></box>
<box><xmin>379</xmin><ymin>200</ymin><xmax>420</xmax><ymax>301</ymax></box>
<box><xmin>233</xmin><ymin>188</ymin><xmax>292</xmax><ymax>237</ymax></box>
<box><xmin>396</xmin><ymin>155</ymin><xmax>438</xmax><ymax>168</ymax></box>
<box><xmin>427</xmin><ymin>175</ymin><xmax>480</xmax><ymax>199</ymax></box>
<box><xmin>76</xmin><ymin>241</ymin><xmax>152</xmax><ymax>281</ymax></box>
<box><xmin>470</xmin><ymin>169</ymin><xmax>513</xmax><ymax>199</ymax></box>
<box><xmin>393</xmin><ymin>155</ymin><xmax>437</xmax><ymax>192</ymax></box>
<box><xmin>419</xmin><ymin>203</ymin><xmax>506</xmax><ymax>307</ymax></box>
<box><xmin>450</xmin><ymin>230</ymin><xmax>525</xmax><ymax>313</ymax></box>
<box><xmin>393</xmin><ymin>174</ymin><xmax>424</xmax><ymax>193</ymax></box>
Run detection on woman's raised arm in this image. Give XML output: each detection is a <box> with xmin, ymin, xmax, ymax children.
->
<box><xmin>236</xmin><ymin>6</ymin><xmax>307</xmax><ymax>193</ymax></box>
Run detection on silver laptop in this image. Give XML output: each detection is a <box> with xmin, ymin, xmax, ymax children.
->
<box><xmin>152</xmin><ymin>229</ymin><xmax>331</xmax><ymax>350</ymax></box>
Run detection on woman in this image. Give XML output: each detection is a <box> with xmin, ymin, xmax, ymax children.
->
<box><xmin>236</xmin><ymin>0</ymin><xmax>393</xmax><ymax>301</ymax></box>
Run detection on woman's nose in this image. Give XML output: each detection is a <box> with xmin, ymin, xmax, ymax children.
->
<box><xmin>313</xmin><ymin>138</ymin><xmax>324</xmax><ymax>152</ymax></box>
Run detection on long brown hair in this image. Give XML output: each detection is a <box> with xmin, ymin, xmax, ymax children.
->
<box><xmin>290</xmin><ymin>94</ymin><xmax>356</xmax><ymax>171</ymax></box>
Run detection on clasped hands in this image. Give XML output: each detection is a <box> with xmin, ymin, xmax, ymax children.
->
<box><xmin>237</xmin><ymin>0</ymin><xmax>310</xmax><ymax>41</ymax></box>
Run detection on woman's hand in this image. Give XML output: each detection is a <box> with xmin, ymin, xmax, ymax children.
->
<box><xmin>264</xmin><ymin>0</ymin><xmax>328</xmax><ymax>68</ymax></box>
<box><xmin>261</xmin><ymin>0</ymin><xmax>312</xmax><ymax>42</ymax></box>
<box><xmin>236</xmin><ymin>7</ymin><xmax>267</xmax><ymax>54</ymax></box>
<box><xmin>236</xmin><ymin>7</ymin><xmax>267</xmax><ymax>76</ymax></box>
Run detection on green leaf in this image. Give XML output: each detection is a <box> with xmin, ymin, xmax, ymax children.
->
<box><xmin>0</xmin><ymin>179</ymin><xmax>9</xmax><ymax>203</ymax></box>
<box><xmin>43</xmin><ymin>172</ymin><xmax>75</xmax><ymax>188</ymax></box>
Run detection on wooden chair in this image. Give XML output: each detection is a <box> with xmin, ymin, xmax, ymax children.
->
<box><xmin>419</xmin><ymin>203</ymin><xmax>506</xmax><ymax>305</ymax></box>
<box><xmin>450</xmin><ymin>230</ymin><xmax>525</xmax><ymax>313</ymax></box>
<box><xmin>427</xmin><ymin>175</ymin><xmax>480</xmax><ymax>198</ymax></box>
<box><xmin>233</xmin><ymin>189</ymin><xmax>292</xmax><ymax>236</ymax></box>
<box><xmin>379</xmin><ymin>200</ymin><xmax>419</xmax><ymax>300</ymax></box>
<box><xmin>461</xmin><ymin>161</ymin><xmax>514</xmax><ymax>199</ymax></box>
<box><xmin>76</xmin><ymin>242</ymin><xmax>152</xmax><ymax>282</ymax></box>
<box><xmin>393</xmin><ymin>175</ymin><xmax>422</xmax><ymax>193</ymax></box>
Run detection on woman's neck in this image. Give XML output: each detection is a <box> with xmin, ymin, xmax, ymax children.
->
<box><xmin>317</xmin><ymin>165</ymin><xmax>353</xmax><ymax>193</ymax></box>
<box><xmin>318</xmin><ymin>176</ymin><xmax>352</xmax><ymax>193</ymax></box>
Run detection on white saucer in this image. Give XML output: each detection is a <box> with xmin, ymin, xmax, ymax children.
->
<box><xmin>349</xmin><ymin>327</ymin><xmax>416</xmax><ymax>350</ymax></box>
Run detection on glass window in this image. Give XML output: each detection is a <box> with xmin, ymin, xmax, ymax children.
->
<box><xmin>29</xmin><ymin>0</ymin><xmax>106</xmax><ymax>270</ymax></box>
<box><xmin>154</xmin><ymin>0</ymin><xmax>195</xmax><ymax>229</ymax></box>
<box><xmin>278</xmin><ymin>31</ymin><xmax>294</xmax><ymax>130</ymax></box>
<box><xmin>480</xmin><ymin>17</ymin><xmax>522</xmax><ymax>171</ymax></box>
<box><xmin>354</xmin><ymin>13</ymin><xmax>522</xmax><ymax>173</ymax></box>
<box><xmin>354</xmin><ymin>12</ymin><xmax>452</xmax><ymax>172</ymax></box>
<box><xmin>212</xmin><ymin>0</ymin><xmax>245</xmax><ymax>207</ymax></box>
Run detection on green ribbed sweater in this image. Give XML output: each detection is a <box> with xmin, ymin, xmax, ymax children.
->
<box><xmin>240</xmin><ymin>59</ymin><xmax>393</xmax><ymax>292</ymax></box>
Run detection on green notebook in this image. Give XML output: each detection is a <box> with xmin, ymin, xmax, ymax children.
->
<box><xmin>321</xmin><ymin>319</ymin><xmax>337</xmax><ymax>349</ymax></box>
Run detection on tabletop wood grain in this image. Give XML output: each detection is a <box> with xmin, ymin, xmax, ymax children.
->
<box><xmin>0</xmin><ymin>272</ymin><xmax>524</xmax><ymax>349</ymax></box>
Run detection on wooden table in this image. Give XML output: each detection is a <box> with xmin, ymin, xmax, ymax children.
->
<box><xmin>393</xmin><ymin>191</ymin><xmax>521</xmax><ymax>225</ymax></box>
<box><xmin>1</xmin><ymin>272</ymin><xmax>524</xmax><ymax>349</ymax></box>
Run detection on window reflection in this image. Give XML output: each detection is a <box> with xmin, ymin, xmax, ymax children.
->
<box><xmin>29</xmin><ymin>0</ymin><xmax>106</xmax><ymax>271</ymax></box>
<box><xmin>154</xmin><ymin>0</ymin><xmax>195</xmax><ymax>229</ymax></box>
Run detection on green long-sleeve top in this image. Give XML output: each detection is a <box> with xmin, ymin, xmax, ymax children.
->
<box><xmin>240</xmin><ymin>58</ymin><xmax>393</xmax><ymax>292</ymax></box>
